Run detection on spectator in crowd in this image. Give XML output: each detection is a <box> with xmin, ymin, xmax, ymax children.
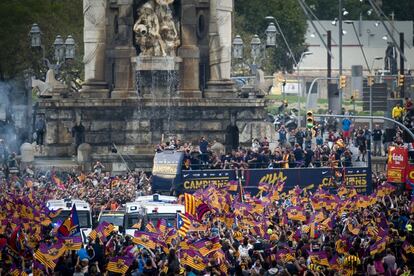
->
<box><xmin>341</xmin><ymin>116</ymin><xmax>352</xmax><ymax>144</ymax></box>
<box><xmin>35</xmin><ymin>115</ymin><xmax>46</xmax><ymax>148</ymax></box>
<box><xmin>372</xmin><ymin>124</ymin><xmax>383</xmax><ymax>156</ymax></box>
<box><xmin>392</xmin><ymin>103</ymin><xmax>404</xmax><ymax>122</ymax></box>
<box><xmin>355</xmin><ymin>128</ymin><xmax>367</xmax><ymax>162</ymax></box>
<box><xmin>93</xmin><ymin>161</ymin><xmax>105</xmax><ymax>175</ymax></box>
<box><xmin>72</xmin><ymin>122</ymin><xmax>86</xmax><ymax>153</ymax></box>
<box><xmin>278</xmin><ymin>125</ymin><xmax>287</xmax><ymax>147</ymax></box>
<box><xmin>295</xmin><ymin>128</ymin><xmax>305</xmax><ymax>149</ymax></box>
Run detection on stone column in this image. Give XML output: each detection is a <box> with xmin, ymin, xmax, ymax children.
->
<box><xmin>209</xmin><ymin>0</ymin><xmax>232</xmax><ymax>81</ymax></box>
<box><xmin>111</xmin><ymin>0</ymin><xmax>137</xmax><ymax>99</ymax></box>
<box><xmin>81</xmin><ymin>0</ymin><xmax>109</xmax><ymax>98</ymax></box>
<box><xmin>205</xmin><ymin>0</ymin><xmax>235</xmax><ymax>98</ymax></box>
<box><xmin>177</xmin><ymin>0</ymin><xmax>202</xmax><ymax>98</ymax></box>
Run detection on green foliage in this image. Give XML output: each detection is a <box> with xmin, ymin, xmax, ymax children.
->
<box><xmin>234</xmin><ymin>0</ymin><xmax>307</xmax><ymax>74</ymax></box>
<box><xmin>0</xmin><ymin>0</ymin><xmax>83</xmax><ymax>80</ymax></box>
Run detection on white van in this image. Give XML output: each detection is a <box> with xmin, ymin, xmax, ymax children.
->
<box><xmin>47</xmin><ymin>199</ymin><xmax>93</xmax><ymax>243</ymax></box>
<box><xmin>124</xmin><ymin>194</ymin><xmax>184</xmax><ymax>236</ymax></box>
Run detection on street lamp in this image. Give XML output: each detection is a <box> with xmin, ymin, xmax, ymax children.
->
<box><xmin>297</xmin><ymin>51</ymin><xmax>313</xmax><ymax>127</ymax></box>
<box><xmin>344</xmin><ymin>20</ymin><xmax>370</xmax><ymax>73</ymax></box>
<box><xmin>64</xmin><ymin>35</ymin><xmax>76</xmax><ymax>60</ymax></box>
<box><xmin>29</xmin><ymin>24</ymin><xmax>76</xmax><ymax>70</ymax></box>
<box><xmin>265</xmin><ymin>22</ymin><xmax>278</xmax><ymax>47</ymax></box>
<box><xmin>53</xmin><ymin>35</ymin><xmax>65</xmax><ymax>62</ymax></box>
<box><xmin>29</xmin><ymin>23</ymin><xmax>76</xmax><ymax>77</ymax></box>
<box><xmin>29</xmin><ymin>23</ymin><xmax>41</xmax><ymax>48</ymax></box>
<box><xmin>250</xmin><ymin>34</ymin><xmax>262</xmax><ymax>64</ymax></box>
<box><xmin>232</xmin><ymin>21</ymin><xmax>279</xmax><ymax>74</ymax></box>
<box><xmin>232</xmin><ymin>35</ymin><xmax>244</xmax><ymax>59</ymax></box>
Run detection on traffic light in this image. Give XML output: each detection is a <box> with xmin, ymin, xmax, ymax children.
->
<box><xmin>306</xmin><ymin>110</ymin><xmax>314</xmax><ymax>129</ymax></box>
<box><xmin>398</xmin><ymin>74</ymin><xmax>405</xmax><ymax>87</ymax></box>
<box><xmin>339</xmin><ymin>75</ymin><xmax>347</xmax><ymax>89</ymax></box>
<box><xmin>367</xmin><ymin>75</ymin><xmax>374</xmax><ymax>87</ymax></box>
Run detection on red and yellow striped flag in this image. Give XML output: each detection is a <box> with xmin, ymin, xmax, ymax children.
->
<box><xmin>107</xmin><ymin>256</ymin><xmax>133</xmax><ymax>274</ymax></box>
<box><xmin>184</xmin><ymin>193</ymin><xmax>197</xmax><ymax>217</ymax></box>
<box><xmin>177</xmin><ymin>213</ymin><xmax>191</xmax><ymax>237</ymax></box>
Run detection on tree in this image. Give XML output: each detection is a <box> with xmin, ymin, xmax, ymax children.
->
<box><xmin>234</xmin><ymin>0</ymin><xmax>308</xmax><ymax>74</ymax></box>
<box><xmin>0</xmin><ymin>0</ymin><xmax>83</xmax><ymax>81</ymax></box>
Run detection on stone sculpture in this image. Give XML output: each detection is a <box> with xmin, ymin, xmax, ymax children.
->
<box><xmin>133</xmin><ymin>0</ymin><xmax>179</xmax><ymax>57</ymax></box>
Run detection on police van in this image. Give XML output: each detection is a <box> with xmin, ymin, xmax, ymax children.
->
<box><xmin>47</xmin><ymin>199</ymin><xmax>93</xmax><ymax>242</ymax></box>
<box><xmin>124</xmin><ymin>194</ymin><xmax>184</xmax><ymax>236</ymax></box>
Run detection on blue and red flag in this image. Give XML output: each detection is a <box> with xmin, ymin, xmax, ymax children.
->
<box><xmin>57</xmin><ymin>205</ymin><xmax>80</xmax><ymax>237</ymax></box>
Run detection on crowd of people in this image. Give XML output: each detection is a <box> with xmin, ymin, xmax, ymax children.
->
<box><xmin>0</xmin><ymin>165</ymin><xmax>413</xmax><ymax>275</ymax></box>
<box><xmin>156</xmin><ymin>125</ymin><xmax>368</xmax><ymax>173</ymax></box>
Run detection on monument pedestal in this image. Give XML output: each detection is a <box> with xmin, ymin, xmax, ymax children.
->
<box><xmin>80</xmin><ymin>81</ymin><xmax>110</xmax><ymax>98</ymax></box>
<box><xmin>37</xmin><ymin>97</ymin><xmax>269</xmax><ymax>170</ymax></box>
<box><xmin>204</xmin><ymin>80</ymin><xmax>236</xmax><ymax>98</ymax></box>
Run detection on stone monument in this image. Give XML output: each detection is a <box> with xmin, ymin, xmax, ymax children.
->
<box><xmin>36</xmin><ymin>0</ymin><xmax>271</xmax><ymax>170</ymax></box>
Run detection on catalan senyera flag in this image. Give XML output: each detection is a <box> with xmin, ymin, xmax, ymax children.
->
<box><xmin>180</xmin><ymin>249</ymin><xmax>207</xmax><ymax>271</ymax></box>
<box><xmin>286</xmin><ymin>206</ymin><xmax>307</xmax><ymax>222</ymax></box>
<box><xmin>132</xmin><ymin>231</ymin><xmax>157</xmax><ymax>250</ymax></box>
<box><xmin>177</xmin><ymin>212</ymin><xmax>191</xmax><ymax>237</ymax></box>
<box><xmin>61</xmin><ymin>236</ymin><xmax>83</xmax><ymax>251</ymax></box>
<box><xmin>193</xmin><ymin>237</ymin><xmax>222</xmax><ymax>256</ymax></box>
<box><xmin>57</xmin><ymin>205</ymin><xmax>80</xmax><ymax>237</ymax></box>
<box><xmin>89</xmin><ymin>221</ymin><xmax>115</xmax><ymax>242</ymax></box>
<box><xmin>184</xmin><ymin>193</ymin><xmax>197</xmax><ymax>217</ymax></box>
<box><xmin>308</xmin><ymin>251</ymin><xmax>330</xmax><ymax>267</ymax></box>
<box><xmin>34</xmin><ymin>242</ymin><xmax>66</xmax><ymax>270</ymax></box>
<box><xmin>107</xmin><ymin>256</ymin><xmax>133</xmax><ymax>274</ymax></box>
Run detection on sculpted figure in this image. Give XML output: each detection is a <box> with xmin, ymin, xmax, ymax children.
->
<box><xmin>133</xmin><ymin>0</ymin><xmax>179</xmax><ymax>57</ymax></box>
<box><xmin>159</xmin><ymin>9</ymin><xmax>179</xmax><ymax>56</ymax></box>
<box><xmin>133</xmin><ymin>2</ymin><xmax>165</xmax><ymax>56</ymax></box>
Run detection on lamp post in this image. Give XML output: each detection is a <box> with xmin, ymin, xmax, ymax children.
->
<box><xmin>339</xmin><ymin>0</ymin><xmax>343</xmax><ymax>113</ymax></box>
<box><xmin>344</xmin><ymin>21</ymin><xmax>371</xmax><ymax>74</ymax></box>
<box><xmin>29</xmin><ymin>23</ymin><xmax>76</xmax><ymax>73</ymax></box>
<box><xmin>250</xmin><ymin>34</ymin><xmax>262</xmax><ymax>67</ymax></box>
<box><xmin>232</xmin><ymin>21</ymin><xmax>278</xmax><ymax>74</ymax></box>
<box><xmin>297</xmin><ymin>51</ymin><xmax>313</xmax><ymax>127</ymax></box>
<box><xmin>368</xmin><ymin>57</ymin><xmax>383</xmax><ymax>136</ymax></box>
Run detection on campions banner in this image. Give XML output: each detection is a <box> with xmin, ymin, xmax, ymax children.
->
<box><xmin>177</xmin><ymin>167</ymin><xmax>372</xmax><ymax>194</ymax></box>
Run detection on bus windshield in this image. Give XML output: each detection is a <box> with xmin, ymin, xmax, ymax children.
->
<box><xmin>147</xmin><ymin>213</ymin><xmax>176</xmax><ymax>228</ymax></box>
<box><xmin>99</xmin><ymin>214</ymin><xmax>125</xmax><ymax>227</ymax></box>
